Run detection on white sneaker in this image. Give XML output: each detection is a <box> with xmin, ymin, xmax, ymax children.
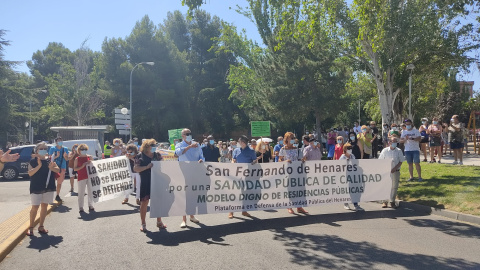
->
<box><xmin>190</xmin><ymin>217</ymin><xmax>199</xmax><ymax>223</ymax></box>
<box><xmin>180</xmin><ymin>221</ymin><xmax>186</xmax><ymax>228</ymax></box>
<box><xmin>452</xmin><ymin>161</ymin><xmax>458</xmax><ymax>165</ymax></box>
<box><xmin>459</xmin><ymin>161</ymin><xmax>463</xmax><ymax>165</ymax></box>
<box><xmin>354</xmin><ymin>205</ymin><xmax>364</xmax><ymax>211</ymax></box>
<box><xmin>343</xmin><ymin>203</ymin><xmax>350</xmax><ymax>210</ymax></box>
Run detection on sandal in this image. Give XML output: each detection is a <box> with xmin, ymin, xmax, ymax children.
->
<box><xmin>297</xmin><ymin>207</ymin><xmax>309</xmax><ymax>214</ymax></box>
<box><xmin>26</xmin><ymin>227</ymin><xmax>34</xmax><ymax>236</ymax></box>
<box><xmin>122</xmin><ymin>198</ymin><xmax>128</xmax><ymax>204</ymax></box>
<box><xmin>140</xmin><ymin>224</ymin><xmax>147</xmax><ymax>232</ymax></box>
<box><xmin>136</xmin><ymin>199</ymin><xmax>140</xmax><ymax>205</ymax></box>
<box><xmin>287</xmin><ymin>208</ymin><xmax>294</xmax><ymax>214</ymax></box>
<box><xmin>38</xmin><ymin>226</ymin><xmax>48</xmax><ymax>234</ymax></box>
<box><xmin>157</xmin><ymin>221</ymin><xmax>167</xmax><ymax>229</ymax></box>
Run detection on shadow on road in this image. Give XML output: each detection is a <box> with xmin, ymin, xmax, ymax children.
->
<box><xmin>26</xmin><ymin>234</ymin><xmax>63</xmax><ymax>252</ymax></box>
<box><xmin>271</xmin><ymin>228</ymin><xmax>479</xmax><ymax>270</ymax></box>
<box><xmin>79</xmin><ymin>209</ymin><xmax>137</xmax><ymax>221</ymax></box>
<box><xmin>405</xmin><ymin>219</ymin><xmax>480</xmax><ymax>239</ymax></box>
<box><xmin>52</xmin><ymin>204</ymin><xmax>72</xmax><ymax>213</ymax></box>
<box><xmin>144</xmin><ymin>209</ymin><xmax>428</xmax><ymax>247</ymax></box>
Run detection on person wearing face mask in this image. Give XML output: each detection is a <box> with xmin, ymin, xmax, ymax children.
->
<box><xmin>274</xmin><ymin>136</ymin><xmax>284</xmax><ymax>162</ymax></box>
<box><xmin>74</xmin><ymin>144</ymin><xmax>95</xmax><ymax>214</ymax></box>
<box><xmin>357</xmin><ymin>126</ymin><xmax>373</xmax><ymax>159</ymax></box>
<box><xmin>378</xmin><ymin>137</ymin><xmax>405</xmax><ymax>208</ymax></box>
<box><xmin>48</xmin><ymin>136</ymin><xmax>70</xmax><ymax>203</ymax></box>
<box><xmin>230</xmin><ymin>135</ymin><xmax>261</xmax><ymax>218</ymax></box>
<box><xmin>327</xmin><ymin>128</ymin><xmax>337</xmax><ymax>160</ymax></box>
<box><xmin>441</xmin><ymin>122</ymin><xmax>449</xmax><ymax>155</ymax></box>
<box><xmin>202</xmin><ymin>135</ymin><xmax>221</xmax><ymax>162</ymax></box>
<box><xmin>339</xmin><ymin>143</ymin><xmax>364</xmax><ymax>211</ymax></box>
<box><xmin>250</xmin><ymin>139</ymin><xmax>257</xmax><ymax>151</ymax></box>
<box><xmin>369</xmin><ymin>121</ymin><xmax>379</xmax><ymax>158</ymax></box>
<box><xmin>448</xmin><ymin>115</ymin><xmax>465</xmax><ymax>165</ymax></box>
<box><xmin>353</xmin><ymin>122</ymin><xmax>361</xmax><ymax>134</ymax></box>
<box><xmin>302</xmin><ymin>136</ymin><xmax>322</xmax><ymax>161</ymax></box>
<box><xmin>255</xmin><ymin>139</ymin><xmax>272</xmax><ymax>163</ymax></box>
<box><xmin>219</xmin><ymin>142</ymin><xmax>230</xmax><ymax>163</ymax></box>
<box><xmin>67</xmin><ymin>144</ymin><xmax>80</xmax><ymax>193</ymax></box>
<box><xmin>427</xmin><ymin>117</ymin><xmax>443</xmax><ymax>163</ymax></box>
<box><xmin>334</xmin><ymin>136</ymin><xmax>344</xmax><ymax>160</ymax></box>
<box><xmin>175</xmin><ymin>129</ymin><xmax>205</xmax><ymax>228</ymax></box>
<box><xmin>25</xmin><ymin>142</ymin><xmax>60</xmax><ymax>236</ymax></box>
<box><xmin>111</xmin><ymin>138</ymin><xmax>126</xmax><ymax>157</ymax></box>
<box><xmin>347</xmin><ymin>131</ymin><xmax>361</xmax><ymax>159</ymax></box>
<box><xmin>228</xmin><ymin>140</ymin><xmax>237</xmax><ymax>156</ymax></box>
<box><xmin>400</xmin><ymin>119</ymin><xmax>423</xmax><ymax>181</ymax></box>
<box><xmin>419</xmin><ymin>118</ymin><xmax>430</xmax><ymax>162</ymax></box>
<box><xmin>279</xmin><ymin>132</ymin><xmax>307</xmax><ymax>214</ymax></box>
<box><xmin>123</xmin><ymin>144</ymin><xmax>140</xmax><ymax>205</ymax></box>
<box><xmin>135</xmin><ymin>139</ymin><xmax>165</xmax><ymax>232</ymax></box>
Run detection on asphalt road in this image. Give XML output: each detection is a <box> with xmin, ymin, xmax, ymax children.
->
<box><xmin>1</xmin><ymin>182</ymin><xmax>480</xmax><ymax>270</ymax></box>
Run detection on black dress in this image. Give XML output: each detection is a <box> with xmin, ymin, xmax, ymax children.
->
<box><xmin>136</xmin><ymin>152</ymin><xmax>162</xmax><ymax>201</ymax></box>
<box><xmin>256</xmin><ymin>150</ymin><xmax>271</xmax><ymax>163</ymax></box>
<box><xmin>29</xmin><ymin>158</ymin><xmax>56</xmax><ymax>194</ymax></box>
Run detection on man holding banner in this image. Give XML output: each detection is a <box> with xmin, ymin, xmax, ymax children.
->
<box><xmin>175</xmin><ymin>129</ymin><xmax>205</xmax><ymax>228</ymax></box>
<box><xmin>228</xmin><ymin>135</ymin><xmax>260</xmax><ymax>218</ymax></box>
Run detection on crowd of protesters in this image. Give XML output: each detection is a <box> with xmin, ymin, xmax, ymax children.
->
<box><xmin>3</xmin><ymin>113</ymin><xmax>471</xmax><ymax>235</ymax></box>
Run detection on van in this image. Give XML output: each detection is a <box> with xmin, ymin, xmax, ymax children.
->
<box><xmin>62</xmin><ymin>139</ymin><xmax>102</xmax><ymax>160</ymax></box>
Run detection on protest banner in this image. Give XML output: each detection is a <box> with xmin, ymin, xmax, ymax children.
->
<box><xmin>158</xmin><ymin>149</ymin><xmax>177</xmax><ymax>161</ymax></box>
<box><xmin>251</xmin><ymin>121</ymin><xmax>271</xmax><ymax>137</ymax></box>
<box><xmin>86</xmin><ymin>156</ymin><xmax>134</xmax><ymax>203</ymax></box>
<box><xmin>150</xmin><ymin>159</ymin><xmax>392</xmax><ymax>217</ymax></box>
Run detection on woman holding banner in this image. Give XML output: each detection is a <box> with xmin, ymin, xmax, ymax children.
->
<box><xmin>134</xmin><ymin>139</ymin><xmax>165</xmax><ymax>232</ymax></box>
<box><xmin>122</xmin><ymin>144</ymin><xmax>140</xmax><ymax>205</ymax></box>
<box><xmin>279</xmin><ymin>132</ymin><xmax>308</xmax><ymax>214</ymax></box>
<box><xmin>26</xmin><ymin>142</ymin><xmax>60</xmax><ymax>236</ymax></box>
<box><xmin>74</xmin><ymin>144</ymin><xmax>95</xmax><ymax>214</ymax></box>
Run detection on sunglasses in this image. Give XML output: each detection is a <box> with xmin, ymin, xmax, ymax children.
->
<box><xmin>346</xmin><ymin>147</ymin><xmax>353</xmax><ymax>150</ymax></box>
<box><xmin>149</xmin><ymin>144</ymin><xmax>157</xmax><ymax>147</ymax></box>
<box><xmin>38</xmin><ymin>148</ymin><xmax>48</xmax><ymax>151</ymax></box>
<box><xmin>79</xmin><ymin>148</ymin><xmax>87</xmax><ymax>151</ymax></box>
<box><xmin>184</xmin><ymin>133</ymin><xmax>191</xmax><ymax>136</ymax></box>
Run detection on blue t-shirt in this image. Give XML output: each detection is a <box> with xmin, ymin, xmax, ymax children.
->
<box><xmin>273</xmin><ymin>144</ymin><xmax>283</xmax><ymax>162</ymax></box>
<box><xmin>232</xmin><ymin>147</ymin><xmax>257</xmax><ymax>163</ymax></box>
<box><xmin>48</xmin><ymin>146</ymin><xmax>69</xmax><ymax>169</ymax></box>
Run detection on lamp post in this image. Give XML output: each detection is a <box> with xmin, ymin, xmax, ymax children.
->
<box><xmin>358</xmin><ymin>99</ymin><xmax>363</xmax><ymax>125</ymax></box>
<box><xmin>129</xmin><ymin>62</ymin><xmax>154</xmax><ymax>141</ymax></box>
<box><xmin>406</xmin><ymin>64</ymin><xmax>415</xmax><ymax>120</ymax></box>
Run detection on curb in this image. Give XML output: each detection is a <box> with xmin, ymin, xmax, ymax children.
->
<box><xmin>0</xmin><ymin>202</ymin><xmax>58</xmax><ymax>262</ymax></box>
<box><xmin>398</xmin><ymin>200</ymin><xmax>480</xmax><ymax>226</ymax></box>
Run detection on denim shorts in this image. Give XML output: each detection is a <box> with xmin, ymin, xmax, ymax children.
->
<box><xmin>450</xmin><ymin>142</ymin><xmax>464</xmax><ymax>149</ymax></box>
<box><xmin>405</xmin><ymin>151</ymin><xmax>420</xmax><ymax>164</ymax></box>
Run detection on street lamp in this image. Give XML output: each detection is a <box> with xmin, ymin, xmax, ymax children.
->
<box><xmin>358</xmin><ymin>99</ymin><xmax>363</xmax><ymax>125</ymax></box>
<box><xmin>406</xmin><ymin>64</ymin><xmax>415</xmax><ymax>120</ymax></box>
<box><xmin>129</xmin><ymin>62</ymin><xmax>154</xmax><ymax>141</ymax></box>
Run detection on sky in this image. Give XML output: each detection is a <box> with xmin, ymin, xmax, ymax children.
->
<box><xmin>2</xmin><ymin>0</ymin><xmax>479</xmax><ymax>91</ymax></box>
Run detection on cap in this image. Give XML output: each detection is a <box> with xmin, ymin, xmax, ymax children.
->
<box><xmin>404</xmin><ymin>119</ymin><xmax>412</xmax><ymax>123</ymax></box>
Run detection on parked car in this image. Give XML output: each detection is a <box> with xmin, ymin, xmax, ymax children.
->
<box><xmin>1</xmin><ymin>144</ymin><xmax>54</xmax><ymax>180</ymax></box>
<box><xmin>62</xmin><ymin>139</ymin><xmax>102</xmax><ymax>160</ymax></box>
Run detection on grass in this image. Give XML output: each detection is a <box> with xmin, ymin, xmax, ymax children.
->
<box><xmin>397</xmin><ymin>162</ymin><xmax>480</xmax><ymax>216</ymax></box>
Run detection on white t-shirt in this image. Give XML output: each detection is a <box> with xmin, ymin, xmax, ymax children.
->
<box><xmin>400</xmin><ymin>128</ymin><xmax>421</xmax><ymax>152</ymax></box>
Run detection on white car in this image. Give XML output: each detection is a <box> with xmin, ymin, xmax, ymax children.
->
<box><xmin>62</xmin><ymin>139</ymin><xmax>103</xmax><ymax>160</ymax></box>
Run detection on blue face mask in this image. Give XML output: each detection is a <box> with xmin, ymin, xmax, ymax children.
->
<box><xmin>290</xmin><ymin>139</ymin><xmax>295</xmax><ymax>144</ymax></box>
<box><xmin>279</xmin><ymin>140</ymin><xmax>283</xmax><ymax>145</ymax></box>
<box><xmin>337</xmin><ymin>140</ymin><xmax>342</xmax><ymax>144</ymax></box>
<box><xmin>433</xmin><ymin>121</ymin><xmax>438</xmax><ymax>125</ymax></box>
<box><xmin>362</xmin><ymin>129</ymin><xmax>367</xmax><ymax>133</ymax></box>
<box><xmin>115</xmin><ymin>142</ymin><xmax>119</xmax><ymax>146</ymax></box>
<box><xmin>151</xmin><ymin>147</ymin><xmax>157</xmax><ymax>152</ymax></box>
<box><xmin>57</xmin><ymin>141</ymin><xmax>63</xmax><ymax>146</ymax></box>
<box><xmin>38</xmin><ymin>150</ymin><xmax>47</xmax><ymax>156</ymax></box>
<box><xmin>293</xmin><ymin>144</ymin><xmax>298</xmax><ymax>148</ymax></box>
<box><xmin>134</xmin><ymin>142</ymin><xmax>138</xmax><ymax>146</ymax></box>
<box><xmin>209</xmin><ymin>140</ymin><xmax>215</xmax><ymax>145</ymax></box>
<box><xmin>81</xmin><ymin>150</ymin><xmax>87</xmax><ymax>155</ymax></box>
<box><xmin>391</xmin><ymin>143</ymin><xmax>398</xmax><ymax>148</ymax></box>
<box><xmin>313</xmin><ymin>142</ymin><xmax>318</xmax><ymax>146</ymax></box>
<box><xmin>129</xmin><ymin>152</ymin><xmax>135</xmax><ymax>156</ymax></box>
<box><xmin>406</xmin><ymin>125</ymin><xmax>412</xmax><ymax>129</ymax></box>
<box><xmin>350</xmin><ymin>136</ymin><xmax>356</xmax><ymax>141</ymax></box>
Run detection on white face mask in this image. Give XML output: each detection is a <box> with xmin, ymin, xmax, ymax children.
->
<box><xmin>293</xmin><ymin>144</ymin><xmax>298</xmax><ymax>148</ymax></box>
<box><xmin>346</xmin><ymin>149</ymin><xmax>352</xmax><ymax>155</ymax></box>
<box><xmin>313</xmin><ymin>142</ymin><xmax>318</xmax><ymax>146</ymax></box>
<box><xmin>185</xmin><ymin>135</ymin><xmax>192</xmax><ymax>142</ymax></box>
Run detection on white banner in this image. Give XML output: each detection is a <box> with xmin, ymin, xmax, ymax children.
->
<box><xmin>87</xmin><ymin>156</ymin><xmax>134</xmax><ymax>203</ymax></box>
<box><xmin>150</xmin><ymin>159</ymin><xmax>393</xmax><ymax>217</ymax></box>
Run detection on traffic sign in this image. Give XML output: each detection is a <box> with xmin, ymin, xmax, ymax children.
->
<box><xmin>115</xmin><ymin>119</ymin><xmax>131</xmax><ymax>125</ymax></box>
<box><xmin>115</xmin><ymin>114</ymin><xmax>130</xmax><ymax>120</ymax></box>
<box><xmin>119</xmin><ymin>130</ymin><xmax>130</xmax><ymax>135</ymax></box>
<box><xmin>115</xmin><ymin>108</ymin><xmax>130</xmax><ymax>114</ymax></box>
<box><xmin>116</xmin><ymin>125</ymin><xmax>130</xmax><ymax>130</ymax></box>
